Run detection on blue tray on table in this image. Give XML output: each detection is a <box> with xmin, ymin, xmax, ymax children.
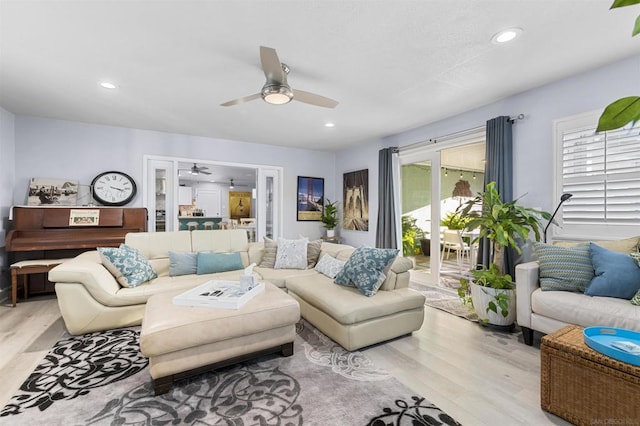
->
<box><xmin>583</xmin><ymin>327</ymin><xmax>640</xmax><ymax>367</ymax></box>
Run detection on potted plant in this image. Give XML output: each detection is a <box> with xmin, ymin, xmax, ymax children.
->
<box><xmin>457</xmin><ymin>181</ymin><xmax>550</xmax><ymax>328</ymax></box>
<box><xmin>321</xmin><ymin>199</ymin><xmax>339</xmax><ymax>237</ymax></box>
<box><xmin>440</xmin><ymin>211</ymin><xmax>471</xmax><ymax>231</ymax></box>
<box><xmin>401</xmin><ymin>215</ymin><xmax>424</xmax><ymax>256</ymax></box>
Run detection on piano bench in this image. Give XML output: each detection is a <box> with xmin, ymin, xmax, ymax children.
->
<box><xmin>10</xmin><ymin>259</ymin><xmax>71</xmax><ymax>307</ymax></box>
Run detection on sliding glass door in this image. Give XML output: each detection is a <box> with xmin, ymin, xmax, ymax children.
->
<box><xmin>397</xmin><ymin>137</ymin><xmax>486</xmax><ymax>287</ymax></box>
<box><xmin>398</xmin><ymin>151</ymin><xmax>441</xmax><ymax>286</ymax></box>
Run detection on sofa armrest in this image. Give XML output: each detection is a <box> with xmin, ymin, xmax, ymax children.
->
<box><xmin>515</xmin><ymin>261</ymin><xmax>540</xmax><ymax>329</ymax></box>
<box><xmin>49</xmin><ymin>257</ymin><xmax>122</xmax><ymax>305</ymax></box>
<box><xmin>381</xmin><ymin>256</ymin><xmax>413</xmax><ymax>290</ymax></box>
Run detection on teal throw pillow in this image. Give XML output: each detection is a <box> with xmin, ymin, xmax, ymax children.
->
<box><xmin>533</xmin><ymin>242</ymin><xmax>593</xmax><ymax>292</ymax></box>
<box><xmin>169</xmin><ymin>251</ymin><xmax>197</xmax><ymax>277</ymax></box>
<box><xmin>585</xmin><ymin>243</ymin><xmax>640</xmax><ymax>299</ymax></box>
<box><xmin>334</xmin><ymin>247</ymin><xmax>398</xmax><ymax>297</ymax></box>
<box><xmin>197</xmin><ymin>252</ymin><xmax>244</xmax><ymax>275</ymax></box>
<box><xmin>98</xmin><ymin>244</ymin><xmax>157</xmax><ymax>288</ymax></box>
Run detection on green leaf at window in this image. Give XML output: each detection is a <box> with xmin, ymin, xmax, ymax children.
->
<box><xmin>596</xmin><ymin>96</ymin><xmax>640</xmax><ymax>132</ymax></box>
<box><xmin>634</xmin><ymin>14</ymin><xmax>640</xmax><ymax>36</ymax></box>
<box><xmin>610</xmin><ymin>0</ymin><xmax>640</xmax><ymax>9</ymax></box>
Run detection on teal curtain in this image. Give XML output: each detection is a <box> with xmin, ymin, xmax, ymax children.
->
<box><xmin>375</xmin><ymin>147</ymin><xmax>398</xmax><ymax>249</ymax></box>
<box><xmin>477</xmin><ymin>116</ymin><xmax>514</xmax><ymax>275</ymax></box>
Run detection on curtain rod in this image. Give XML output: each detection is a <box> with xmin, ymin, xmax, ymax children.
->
<box><xmin>397</xmin><ymin>114</ymin><xmax>525</xmax><ymax>152</ymax></box>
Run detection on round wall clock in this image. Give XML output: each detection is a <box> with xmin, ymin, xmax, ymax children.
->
<box><xmin>91</xmin><ymin>171</ymin><xmax>137</xmax><ymax>206</ymax></box>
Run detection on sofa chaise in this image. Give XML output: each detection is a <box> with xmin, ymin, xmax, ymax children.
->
<box><xmin>49</xmin><ymin>229</ymin><xmax>425</xmax><ymax>351</ymax></box>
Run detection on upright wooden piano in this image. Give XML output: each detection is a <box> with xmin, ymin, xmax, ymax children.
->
<box><xmin>6</xmin><ymin>206</ymin><xmax>147</xmax><ymax>295</ymax></box>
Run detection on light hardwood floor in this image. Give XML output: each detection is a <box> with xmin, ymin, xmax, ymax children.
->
<box><xmin>0</xmin><ymin>293</ymin><xmax>570</xmax><ymax>425</ymax></box>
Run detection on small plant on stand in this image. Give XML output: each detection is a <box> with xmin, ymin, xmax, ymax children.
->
<box><xmin>321</xmin><ymin>199</ymin><xmax>339</xmax><ymax>238</ymax></box>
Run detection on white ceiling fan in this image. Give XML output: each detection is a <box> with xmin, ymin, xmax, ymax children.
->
<box><xmin>178</xmin><ymin>163</ymin><xmax>211</xmax><ymax>176</ymax></box>
<box><xmin>221</xmin><ymin>46</ymin><xmax>339</xmax><ymax>109</ymax></box>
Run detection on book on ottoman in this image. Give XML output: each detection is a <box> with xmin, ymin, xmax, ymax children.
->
<box><xmin>173</xmin><ymin>280</ymin><xmax>265</xmax><ymax>309</ymax></box>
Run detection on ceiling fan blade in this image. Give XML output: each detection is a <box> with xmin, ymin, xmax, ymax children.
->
<box><xmin>293</xmin><ymin>89</ymin><xmax>339</xmax><ymax>109</ymax></box>
<box><xmin>200</xmin><ymin>170</ymin><xmax>212</xmax><ymax>175</ymax></box>
<box><xmin>221</xmin><ymin>93</ymin><xmax>262</xmax><ymax>107</ymax></box>
<box><xmin>260</xmin><ymin>46</ymin><xmax>284</xmax><ymax>84</ymax></box>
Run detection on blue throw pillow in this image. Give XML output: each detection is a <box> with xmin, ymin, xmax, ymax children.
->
<box><xmin>169</xmin><ymin>251</ymin><xmax>197</xmax><ymax>277</ymax></box>
<box><xmin>98</xmin><ymin>244</ymin><xmax>157</xmax><ymax>288</ymax></box>
<box><xmin>196</xmin><ymin>252</ymin><xmax>244</xmax><ymax>275</ymax></box>
<box><xmin>585</xmin><ymin>243</ymin><xmax>640</xmax><ymax>299</ymax></box>
<box><xmin>334</xmin><ymin>247</ymin><xmax>398</xmax><ymax>297</ymax></box>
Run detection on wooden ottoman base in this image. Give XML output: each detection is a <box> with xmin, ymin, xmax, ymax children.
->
<box><xmin>541</xmin><ymin>325</ymin><xmax>640</xmax><ymax>425</ymax></box>
<box><xmin>140</xmin><ymin>282</ymin><xmax>301</xmax><ymax>395</ymax></box>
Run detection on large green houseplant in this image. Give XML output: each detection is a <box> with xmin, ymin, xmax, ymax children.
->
<box><xmin>457</xmin><ymin>182</ymin><xmax>551</xmax><ymax>327</ymax></box>
<box><xmin>596</xmin><ymin>0</ymin><xmax>640</xmax><ymax>132</ymax></box>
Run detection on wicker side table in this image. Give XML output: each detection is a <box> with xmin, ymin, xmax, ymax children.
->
<box><xmin>541</xmin><ymin>325</ymin><xmax>640</xmax><ymax>425</ymax></box>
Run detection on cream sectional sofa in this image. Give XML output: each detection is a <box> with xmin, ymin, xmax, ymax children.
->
<box><xmin>49</xmin><ymin>230</ymin><xmax>425</xmax><ymax>351</ymax></box>
<box><xmin>515</xmin><ymin>236</ymin><xmax>640</xmax><ymax>345</ymax></box>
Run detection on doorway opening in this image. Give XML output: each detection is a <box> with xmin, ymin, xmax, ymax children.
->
<box><xmin>144</xmin><ymin>156</ymin><xmax>282</xmax><ymax>242</ymax></box>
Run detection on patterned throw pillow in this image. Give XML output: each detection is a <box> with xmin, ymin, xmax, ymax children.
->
<box><xmin>630</xmin><ymin>252</ymin><xmax>640</xmax><ymax>268</ymax></box>
<box><xmin>334</xmin><ymin>247</ymin><xmax>399</xmax><ymax>297</ymax></box>
<box><xmin>98</xmin><ymin>244</ymin><xmax>157</xmax><ymax>288</ymax></box>
<box><xmin>258</xmin><ymin>237</ymin><xmax>278</xmax><ymax>268</ymax></box>
<box><xmin>274</xmin><ymin>238</ymin><xmax>308</xmax><ymax>269</ymax></box>
<box><xmin>631</xmin><ymin>289</ymin><xmax>640</xmax><ymax>306</ymax></box>
<box><xmin>307</xmin><ymin>239</ymin><xmax>323</xmax><ymax>268</ymax></box>
<box><xmin>169</xmin><ymin>251</ymin><xmax>197</xmax><ymax>276</ymax></box>
<box><xmin>314</xmin><ymin>254</ymin><xmax>346</xmax><ymax>279</ymax></box>
<box><xmin>533</xmin><ymin>242</ymin><xmax>593</xmax><ymax>292</ymax></box>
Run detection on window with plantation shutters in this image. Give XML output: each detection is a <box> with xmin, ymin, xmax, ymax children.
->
<box><xmin>554</xmin><ymin>111</ymin><xmax>640</xmax><ymax>240</ymax></box>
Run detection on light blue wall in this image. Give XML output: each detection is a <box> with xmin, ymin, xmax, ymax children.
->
<box><xmin>6</xmin><ymin>54</ymin><xmax>640</xmax><ymax>251</ymax></box>
<box><xmin>334</xmin><ymin>54</ymin><xmax>640</xmax><ymax>247</ymax></box>
<box><xmin>13</xmin><ymin>116</ymin><xmax>337</xmax><ymax>240</ymax></box>
<box><xmin>0</xmin><ymin>106</ymin><xmax>16</xmax><ymax>296</ymax></box>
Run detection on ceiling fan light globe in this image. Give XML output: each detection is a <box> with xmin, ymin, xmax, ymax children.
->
<box><xmin>262</xmin><ymin>85</ymin><xmax>293</xmax><ymax>105</ymax></box>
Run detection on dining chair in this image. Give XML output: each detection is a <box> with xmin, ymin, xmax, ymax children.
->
<box><xmin>440</xmin><ymin>229</ymin><xmax>471</xmax><ymax>273</ymax></box>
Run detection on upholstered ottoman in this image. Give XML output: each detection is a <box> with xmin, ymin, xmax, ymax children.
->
<box><xmin>140</xmin><ymin>282</ymin><xmax>300</xmax><ymax>394</ymax></box>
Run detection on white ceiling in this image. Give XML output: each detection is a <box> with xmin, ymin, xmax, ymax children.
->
<box><xmin>1</xmin><ymin>1</ymin><xmax>639</xmax><ymax>151</ymax></box>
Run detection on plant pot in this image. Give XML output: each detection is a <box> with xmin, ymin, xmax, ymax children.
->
<box><xmin>420</xmin><ymin>238</ymin><xmax>430</xmax><ymax>256</ymax></box>
<box><xmin>469</xmin><ymin>282</ymin><xmax>516</xmax><ymax>326</ymax></box>
<box><xmin>326</xmin><ymin>229</ymin><xmax>335</xmax><ymax>238</ymax></box>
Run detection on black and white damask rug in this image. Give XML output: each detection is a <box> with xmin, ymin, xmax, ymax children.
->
<box><xmin>0</xmin><ymin>321</ymin><xmax>461</xmax><ymax>425</ymax></box>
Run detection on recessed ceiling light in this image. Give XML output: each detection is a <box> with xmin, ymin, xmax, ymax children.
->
<box><xmin>491</xmin><ymin>28</ymin><xmax>522</xmax><ymax>44</ymax></box>
<box><xmin>324</xmin><ymin>122</ymin><xmax>335</xmax><ymax>128</ymax></box>
<box><xmin>99</xmin><ymin>81</ymin><xmax>117</xmax><ymax>89</ymax></box>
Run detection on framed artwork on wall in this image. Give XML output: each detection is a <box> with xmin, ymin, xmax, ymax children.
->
<box><xmin>343</xmin><ymin>169</ymin><xmax>369</xmax><ymax>231</ymax></box>
<box><xmin>28</xmin><ymin>177</ymin><xmax>79</xmax><ymax>206</ymax></box>
<box><xmin>297</xmin><ymin>176</ymin><xmax>324</xmax><ymax>221</ymax></box>
<box><xmin>229</xmin><ymin>191</ymin><xmax>252</xmax><ymax>219</ymax></box>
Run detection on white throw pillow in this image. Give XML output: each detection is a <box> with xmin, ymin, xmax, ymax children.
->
<box><xmin>314</xmin><ymin>254</ymin><xmax>346</xmax><ymax>279</ymax></box>
<box><xmin>274</xmin><ymin>237</ymin><xmax>308</xmax><ymax>269</ymax></box>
